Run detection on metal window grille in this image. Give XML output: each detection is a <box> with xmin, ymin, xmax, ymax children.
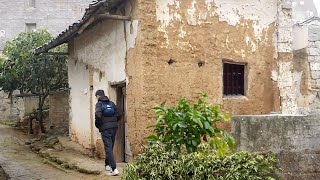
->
<box><xmin>223</xmin><ymin>63</ymin><xmax>245</xmax><ymax>96</ymax></box>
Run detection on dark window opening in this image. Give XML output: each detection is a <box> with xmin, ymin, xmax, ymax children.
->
<box><xmin>29</xmin><ymin>0</ymin><xmax>36</xmax><ymax>8</ymax></box>
<box><xmin>26</xmin><ymin>23</ymin><xmax>36</xmax><ymax>32</ymax></box>
<box><xmin>223</xmin><ymin>62</ymin><xmax>245</xmax><ymax>96</ymax></box>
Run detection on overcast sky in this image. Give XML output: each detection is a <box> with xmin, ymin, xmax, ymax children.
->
<box><xmin>314</xmin><ymin>0</ymin><xmax>320</xmax><ymax>16</ymax></box>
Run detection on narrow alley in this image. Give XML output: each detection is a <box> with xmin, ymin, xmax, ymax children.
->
<box><xmin>0</xmin><ymin>124</ymin><xmax>105</xmax><ymax>180</ymax></box>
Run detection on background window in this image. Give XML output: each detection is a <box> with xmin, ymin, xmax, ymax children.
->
<box><xmin>29</xmin><ymin>0</ymin><xmax>36</xmax><ymax>8</ymax></box>
<box><xmin>223</xmin><ymin>62</ymin><xmax>245</xmax><ymax>96</ymax></box>
<box><xmin>26</xmin><ymin>23</ymin><xmax>36</xmax><ymax>32</ymax></box>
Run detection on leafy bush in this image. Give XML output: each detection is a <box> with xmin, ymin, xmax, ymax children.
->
<box><xmin>124</xmin><ymin>94</ymin><xmax>279</xmax><ymax>179</ymax></box>
<box><xmin>147</xmin><ymin>93</ymin><xmax>234</xmax><ymax>156</ymax></box>
<box><xmin>123</xmin><ymin>143</ymin><xmax>279</xmax><ymax>180</ymax></box>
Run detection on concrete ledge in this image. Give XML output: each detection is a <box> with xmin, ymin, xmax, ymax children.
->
<box><xmin>232</xmin><ymin>115</ymin><xmax>320</xmax><ymax>179</ymax></box>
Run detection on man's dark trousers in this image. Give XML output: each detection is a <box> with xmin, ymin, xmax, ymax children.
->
<box><xmin>101</xmin><ymin>128</ymin><xmax>117</xmax><ymax>170</ymax></box>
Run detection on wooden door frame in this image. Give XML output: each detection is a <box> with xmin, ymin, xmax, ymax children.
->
<box><xmin>110</xmin><ymin>81</ymin><xmax>126</xmax><ymax>162</ymax></box>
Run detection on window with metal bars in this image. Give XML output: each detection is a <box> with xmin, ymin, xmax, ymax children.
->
<box><xmin>223</xmin><ymin>62</ymin><xmax>245</xmax><ymax>96</ymax></box>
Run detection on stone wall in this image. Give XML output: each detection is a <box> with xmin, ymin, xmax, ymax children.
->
<box><xmin>308</xmin><ymin>25</ymin><xmax>320</xmax><ymax>112</ymax></box>
<box><xmin>0</xmin><ymin>90</ymin><xmax>24</xmax><ymax>121</ymax></box>
<box><xmin>232</xmin><ymin>115</ymin><xmax>320</xmax><ymax>179</ymax></box>
<box><xmin>23</xmin><ymin>96</ymin><xmax>40</xmax><ymax>115</ymax></box>
<box><xmin>49</xmin><ymin>91</ymin><xmax>69</xmax><ymax>135</ymax></box>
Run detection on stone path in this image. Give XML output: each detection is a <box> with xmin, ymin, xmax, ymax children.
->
<box><xmin>0</xmin><ymin>124</ymin><xmax>120</xmax><ymax>180</ymax></box>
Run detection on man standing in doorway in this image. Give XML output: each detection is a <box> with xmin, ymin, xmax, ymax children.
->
<box><xmin>95</xmin><ymin>90</ymin><xmax>121</xmax><ymax>176</ymax></box>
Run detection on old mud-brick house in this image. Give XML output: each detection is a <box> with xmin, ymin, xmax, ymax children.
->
<box><xmin>36</xmin><ymin>0</ymin><xmax>319</xmax><ymax>162</ymax></box>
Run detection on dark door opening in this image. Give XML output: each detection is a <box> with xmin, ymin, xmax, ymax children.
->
<box><xmin>113</xmin><ymin>85</ymin><xmax>126</xmax><ymax>162</ymax></box>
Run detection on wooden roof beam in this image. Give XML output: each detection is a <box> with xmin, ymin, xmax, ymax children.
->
<box><xmin>97</xmin><ymin>14</ymin><xmax>131</xmax><ymax>21</ymax></box>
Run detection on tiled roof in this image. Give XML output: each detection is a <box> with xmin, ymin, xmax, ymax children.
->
<box><xmin>35</xmin><ymin>0</ymin><xmax>125</xmax><ymax>54</ymax></box>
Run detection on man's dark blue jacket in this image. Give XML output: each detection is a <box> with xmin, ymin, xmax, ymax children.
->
<box><xmin>95</xmin><ymin>96</ymin><xmax>121</xmax><ymax>132</ymax></box>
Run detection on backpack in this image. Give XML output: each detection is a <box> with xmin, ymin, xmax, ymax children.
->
<box><xmin>101</xmin><ymin>102</ymin><xmax>115</xmax><ymax>117</ymax></box>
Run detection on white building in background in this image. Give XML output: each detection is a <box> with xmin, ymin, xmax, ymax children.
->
<box><xmin>0</xmin><ymin>0</ymin><xmax>92</xmax><ymax>121</ymax></box>
<box><xmin>0</xmin><ymin>0</ymin><xmax>92</xmax><ymax>51</ymax></box>
<box><xmin>293</xmin><ymin>0</ymin><xmax>319</xmax><ymax>22</ymax></box>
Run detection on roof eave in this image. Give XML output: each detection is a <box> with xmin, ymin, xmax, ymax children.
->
<box><xmin>35</xmin><ymin>26</ymin><xmax>79</xmax><ymax>55</ymax></box>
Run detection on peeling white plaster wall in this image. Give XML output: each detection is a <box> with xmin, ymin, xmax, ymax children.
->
<box><xmin>126</xmin><ymin>20</ymin><xmax>139</xmax><ymax>50</ymax></box>
<box><xmin>91</xmin><ymin>70</ymin><xmax>110</xmax><ymax>145</ymax></box>
<box><xmin>272</xmin><ymin>62</ymin><xmax>302</xmax><ymax>115</ymax></box>
<box><xmin>67</xmin><ymin>59</ymin><xmax>91</xmax><ymax>149</ymax></box>
<box><xmin>293</xmin><ymin>26</ymin><xmax>308</xmax><ymax>50</ymax></box>
<box><xmin>74</xmin><ymin>20</ymin><xmax>127</xmax><ymax>83</ymax></box>
<box><xmin>156</xmin><ymin>0</ymin><xmax>278</xmax><ymax>45</ymax></box>
<box><xmin>272</xmin><ymin>0</ymin><xmax>308</xmax><ymax>115</ymax></box>
<box><xmin>212</xmin><ymin>0</ymin><xmax>278</xmax><ymax>39</ymax></box>
<box><xmin>68</xmin><ymin>9</ymin><xmax>138</xmax><ymax>149</ymax></box>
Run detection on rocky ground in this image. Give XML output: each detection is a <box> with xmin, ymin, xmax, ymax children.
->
<box><xmin>0</xmin><ymin>165</ymin><xmax>8</xmax><ymax>180</ymax></box>
<box><xmin>0</xmin><ymin>123</ymin><xmax>122</xmax><ymax>180</ymax></box>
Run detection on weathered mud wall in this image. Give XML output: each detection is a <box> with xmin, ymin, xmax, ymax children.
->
<box><xmin>125</xmin><ymin>0</ymin><xmax>280</xmax><ymax>155</ymax></box>
<box><xmin>49</xmin><ymin>91</ymin><xmax>69</xmax><ymax>135</ymax></box>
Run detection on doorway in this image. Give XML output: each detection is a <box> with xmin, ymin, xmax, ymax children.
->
<box><xmin>113</xmin><ymin>84</ymin><xmax>126</xmax><ymax>162</ymax></box>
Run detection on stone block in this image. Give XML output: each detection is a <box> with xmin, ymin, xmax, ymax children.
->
<box><xmin>309</xmin><ymin>48</ymin><xmax>320</xmax><ymax>56</ymax></box>
<box><xmin>309</xmin><ymin>33</ymin><xmax>320</xmax><ymax>42</ymax></box>
<box><xmin>308</xmin><ymin>56</ymin><xmax>320</xmax><ymax>62</ymax></box>
<box><xmin>278</xmin><ymin>42</ymin><xmax>292</xmax><ymax>52</ymax></box>
<box><xmin>309</xmin><ymin>27</ymin><xmax>320</xmax><ymax>36</ymax></box>
<box><xmin>310</xmin><ymin>99</ymin><xmax>320</xmax><ymax>110</ymax></box>
<box><xmin>311</xmin><ymin>71</ymin><xmax>320</xmax><ymax>79</ymax></box>
<box><xmin>311</xmin><ymin>80</ymin><xmax>320</xmax><ymax>89</ymax></box>
<box><xmin>309</xmin><ymin>41</ymin><xmax>320</xmax><ymax>48</ymax></box>
<box><xmin>316</xmin><ymin>79</ymin><xmax>320</xmax><ymax>88</ymax></box>
<box><xmin>309</xmin><ymin>94</ymin><xmax>317</xmax><ymax>103</ymax></box>
<box><xmin>310</xmin><ymin>62</ymin><xmax>320</xmax><ymax>71</ymax></box>
<box><xmin>278</xmin><ymin>27</ymin><xmax>293</xmax><ymax>43</ymax></box>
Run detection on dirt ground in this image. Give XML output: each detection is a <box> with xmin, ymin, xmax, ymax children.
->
<box><xmin>0</xmin><ymin>166</ymin><xmax>7</xmax><ymax>180</ymax></box>
<box><xmin>0</xmin><ymin>124</ymin><xmax>105</xmax><ymax>180</ymax></box>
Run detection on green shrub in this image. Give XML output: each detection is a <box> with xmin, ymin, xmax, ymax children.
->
<box><xmin>124</xmin><ymin>94</ymin><xmax>279</xmax><ymax>179</ymax></box>
<box><xmin>147</xmin><ymin>93</ymin><xmax>234</xmax><ymax>156</ymax></box>
<box><xmin>123</xmin><ymin>143</ymin><xmax>279</xmax><ymax>180</ymax></box>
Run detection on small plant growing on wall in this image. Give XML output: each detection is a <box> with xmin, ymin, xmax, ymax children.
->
<box><xmin>147</xmin><ymin>93</ymin><xmax>234</xmax><ymax>156</ymax></box>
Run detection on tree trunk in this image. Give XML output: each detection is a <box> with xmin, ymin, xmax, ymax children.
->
<box><xmin>8</xmin><ymin>91</ymin><xmax>13</xmax><ymax>104</ymax></box>
<box><xmin>29</xmin><ymin>118</ymin><xmax>33</xmax><ymax>134</ymax></box>
<box><xmin>38</xmin><ymin>93</ymin><xmax>49</xmax><ymax>133</ymax></box>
